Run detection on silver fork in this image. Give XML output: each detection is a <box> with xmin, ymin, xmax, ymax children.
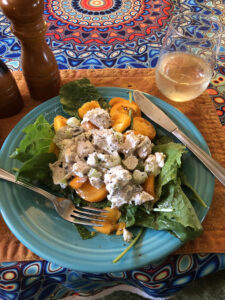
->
<box><xmin>0</xmin><ymin>168</ymin><xmax>108</xmax><ymax>226</ymax></box>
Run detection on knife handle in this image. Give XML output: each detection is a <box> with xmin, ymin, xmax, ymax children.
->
<box><xmin>172</xmin><ymin>128</ymin><xmax>225</xmax><ymax>186</ymax></box>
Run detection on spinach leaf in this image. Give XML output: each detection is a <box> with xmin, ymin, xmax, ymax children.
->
<box><xmin>154</xmin><ymin>135</ymin><xmax>174</xmax><ymax>145</ymax></box>
<box><xmin>180</xmin><ymin>172</ymin><xmax>207</xmax><ymax>208</ymax></box>
<box><xmin>119</xmin><ymin>204</ymin><xmax>138</xmax><ymax>227</ymax></box>
<box><xmin>134</xmin><ymin>182</ymin><xmax>203</xmax><ymax>242</ymax></box>
<box><xmin>59</xmin><ymin>78</ymin><xmax>109</xmax><ymax>117</ymax></box>
<box><xmin>75</xmin><ymin>224</ymin><xmax>95</xmax><ymax>240</ymax></box>
<box><xmin>156</xmin><ymin>182</ymin><xmax>203</xmax><ymax>240</ymax></box>
<box><xmin>72</xmin><ymin>197</ymin><xmax>111</xmax><ymax>209</ymax></box>
<box><xmin>120</xmin><ymin>142</ymin><xmax>203</xmax><ymax>242</ymax></box>
<box><xmin>153</xmin><ymin>142</ymin><xmax>186</xmax><ymax>198</ymax></box>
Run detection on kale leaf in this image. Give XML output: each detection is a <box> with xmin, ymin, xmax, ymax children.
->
<box><xmin>59</xmin><ymin>78</ymin><xmax>109</xmax><ymax>117</ymax></box>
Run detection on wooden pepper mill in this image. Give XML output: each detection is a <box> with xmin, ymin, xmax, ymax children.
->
<box><xmin>0</xmin><ymin>0</ymin><xmax>61</xmax><ymax>102</ymax></box>
<box><xmin>0</xmin><ymin>59</ymin><xmax>23</xmax><ymax>118</ymax></box>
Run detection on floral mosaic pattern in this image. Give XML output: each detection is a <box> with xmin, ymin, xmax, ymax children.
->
<box><xmin>0</xmin><ymin>0</ymin><xmax>224</xmax><ymax>126</ymax></box>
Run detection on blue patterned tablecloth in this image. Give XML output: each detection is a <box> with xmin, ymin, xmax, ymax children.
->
<box><xmin>0</xmin><ymin>1</ymin><xmax>225</xmax><ymax>299</ymax></box>
<box><xmin>1</xmin><ymin>254</ymin><xmax>225</xmax><ymax>299</ymax></box>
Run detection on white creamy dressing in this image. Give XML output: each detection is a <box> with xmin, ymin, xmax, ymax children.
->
<box><xmin>123</xmin><ymin>228</ymin><xmax>133</xmax><ymax>243</ymax></box>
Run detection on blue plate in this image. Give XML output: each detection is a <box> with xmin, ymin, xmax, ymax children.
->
<box><xmin>0</xmin><ymin>87</ymin><xmax>214</xmax><ymax>273</ymax></box>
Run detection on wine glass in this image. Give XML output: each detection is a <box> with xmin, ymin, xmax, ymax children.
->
<box><xmin>155</xmin><ymin>13</ymin><xmax>222</xmax><ymax>102</ymax></box>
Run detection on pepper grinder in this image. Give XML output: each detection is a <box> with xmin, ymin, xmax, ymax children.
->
<box><xmin>0</xmin><ymin>60</ymin><xmax>23</xmax><ymax>118</ymax></box>
<box><xmin>0</xmin><ymin>0</ymin><xmax>61</xmax><ymax>102</ymax></box>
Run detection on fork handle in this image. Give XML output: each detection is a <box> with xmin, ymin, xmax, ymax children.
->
<box><xmin>172</xmin><ymin>128</ymin><xmax>225</xmax><ymax>186</ymax></box>
<box><xmin>0</xmin><ymin>168</ymin><xmax>56</xmax><ymax>202</ymax></box>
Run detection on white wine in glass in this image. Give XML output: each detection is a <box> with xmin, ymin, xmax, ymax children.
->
<box><xmin>155</xmin><ymin>13</ymin><xmax>222</xmax><ymax>102</ymax></box>
<box><xmin>156</xmin><ymin>52</ymin><xmax>212</xmax><ymax>101</ymax></box>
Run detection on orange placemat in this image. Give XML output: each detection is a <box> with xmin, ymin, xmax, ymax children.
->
<box><xmin>0</xmin><ymin>68</ymin><xmax>225</xmax><ymax>262</ymax></box>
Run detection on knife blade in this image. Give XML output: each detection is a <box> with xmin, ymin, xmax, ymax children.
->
<box><xmin>133</xmin><ymin>90</ymin><xmax>225</xmax><ymax>186</ymax></box>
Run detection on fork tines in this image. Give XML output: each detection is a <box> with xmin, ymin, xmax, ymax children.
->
<box><xmin>70</xmin><ymin>206</ymin><xmax>109</xmax><ymax>227</ymax></box>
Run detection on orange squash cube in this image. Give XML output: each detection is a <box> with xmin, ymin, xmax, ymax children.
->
<box><xmin>143</xmin><ymin>174</ymin><xmax>155</xmax><ymax>197</ymax></box>
<box><xmin>116</xmin><ymin>222</ymin><xmax>126</xmax><ymax>235</ymax></box>
<box><xmin>69</xmin><ymin>176</ymin><xmax>87</xmax><ymax>189</ymax></box>
<box><xmin>109</xmin><ymin>97</ymin><xmax>128</xmax><ymax>106</ymax></box>
<box><xmin>93</xmin><ymin>207</ymin><xmax>122</xmax><ymax>235</ymax></box>
<box><xmin>102</xmin><ymin>207</ymin><xmax>121</xmax><ymax>223</ymax></box>
<box><xmin>53</xmin><ymin>115</ymin><xmax>68</xmax><ymax>132</ymax></box>
<box><xmin>78</xmin><ymin>101</ymin><xmax>100</xmax><ymax>119</ymax></box>
<box><xmin>133</xmin><ymin>117</ymin><xmax>156</xmax><ymax>140</ymax></box>
<box><xmin>110</xmin><ymin>101</ymin><xmax>141</xmax><ymax>118</ymax></box>
<box><xmin>93</xmin><ymin>223</ymin><xmax>118</xmax><ymax>235</ymax></box>
<box><xmin>111</xmin><ymin>114</ymin><xmax>131</xmax><ymax>132</ymax></box>
<box><xmin>75</xmin><ymin>180</ymin><xmax>107</xmax><ymax>203</ymax></box>
<box><xmin>48</xmin><ymin>141</ymin><xmax>60</xmax><ymax>157</ymax></box>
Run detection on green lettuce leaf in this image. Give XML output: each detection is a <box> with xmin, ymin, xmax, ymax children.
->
<box><xmin>10</xmin><ymin>115</ymin><xmax>56</xmax><ymax>183</ymax></box>
<box><xmin>15</xmin><ymin>153</ymin><xmax>56</xmax><ymax>183</ymax></box>
<box><xmin>10</xmin><ymin>115</ymin><xmax>54</xmax><ymax>162</ymax></box>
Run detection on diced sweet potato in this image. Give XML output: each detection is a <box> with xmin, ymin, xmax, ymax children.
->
<box><xmin>111</xmin><ymin>114</ymin><xmax>131</xmax><ymax>132</ymax></box>
<box><xmin>133</xmin><ymin>117</ymin><xmax>156</xmax><ymax>140</ymax></box>
<box><xmin>53</xmin><ymin>115</ymin><xmax>68</xmax><ymax>132</ymax></box>
<box><xmin>93</xmin><ymin>207</ymin><xmax>122</xmax><ymax>235</ymax></box>
<box><xmin>110</xmin><ymin>101</ymin><xmax>141</xmax><ymax>118</ymax></box>
<box><xmin>109</xmin><ymin>97</ymin><xmax>128</xmax><ymax>106</ymax></box>
<box><xmin>69</xmin><ymin>176</ymin><xmax>87</xmax><ymax>189</ymax></box>
<box><xmin>75</xmin><ymin>180</ymin><xmax>107</xmax><ymax>202</ymax></box>
<box><xmin>48</xmin><ymin>141</ymin><xmax>60</xmax><ymax>157</ymax></box>
<box><xmin>116</xmin><ymin>222</ymin><xmax>126</xmax><ymax>235</ymax></box>
<box><xmin>94</xmin><ymin>223</ymin><xmax>118</xmax><ymax>235</ymax></box>
<box><xmin>102</xmin><ymin>207</ymin><xmax>121</xmax><ymax>223</ymax></box>
<box><xmin>78</xmin><ymin>101</ymin><xmax>100</xmax><ymax>119</ymax></box>
<box><xmin>143</xmin><ymin>174</ymin><xmax>155</xmax><ymax>197</ymax></box>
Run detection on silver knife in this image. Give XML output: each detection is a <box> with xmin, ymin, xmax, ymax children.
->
<box><xmin>133</xmin><ymin>90</ymin><xmax>225</xmax><ymax>186</ymax></box>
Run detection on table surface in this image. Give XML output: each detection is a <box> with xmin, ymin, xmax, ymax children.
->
<box><xmin>0</xmin><ymin>1</ymin><xmax>225</xmax><ymax>300</ymax></box>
